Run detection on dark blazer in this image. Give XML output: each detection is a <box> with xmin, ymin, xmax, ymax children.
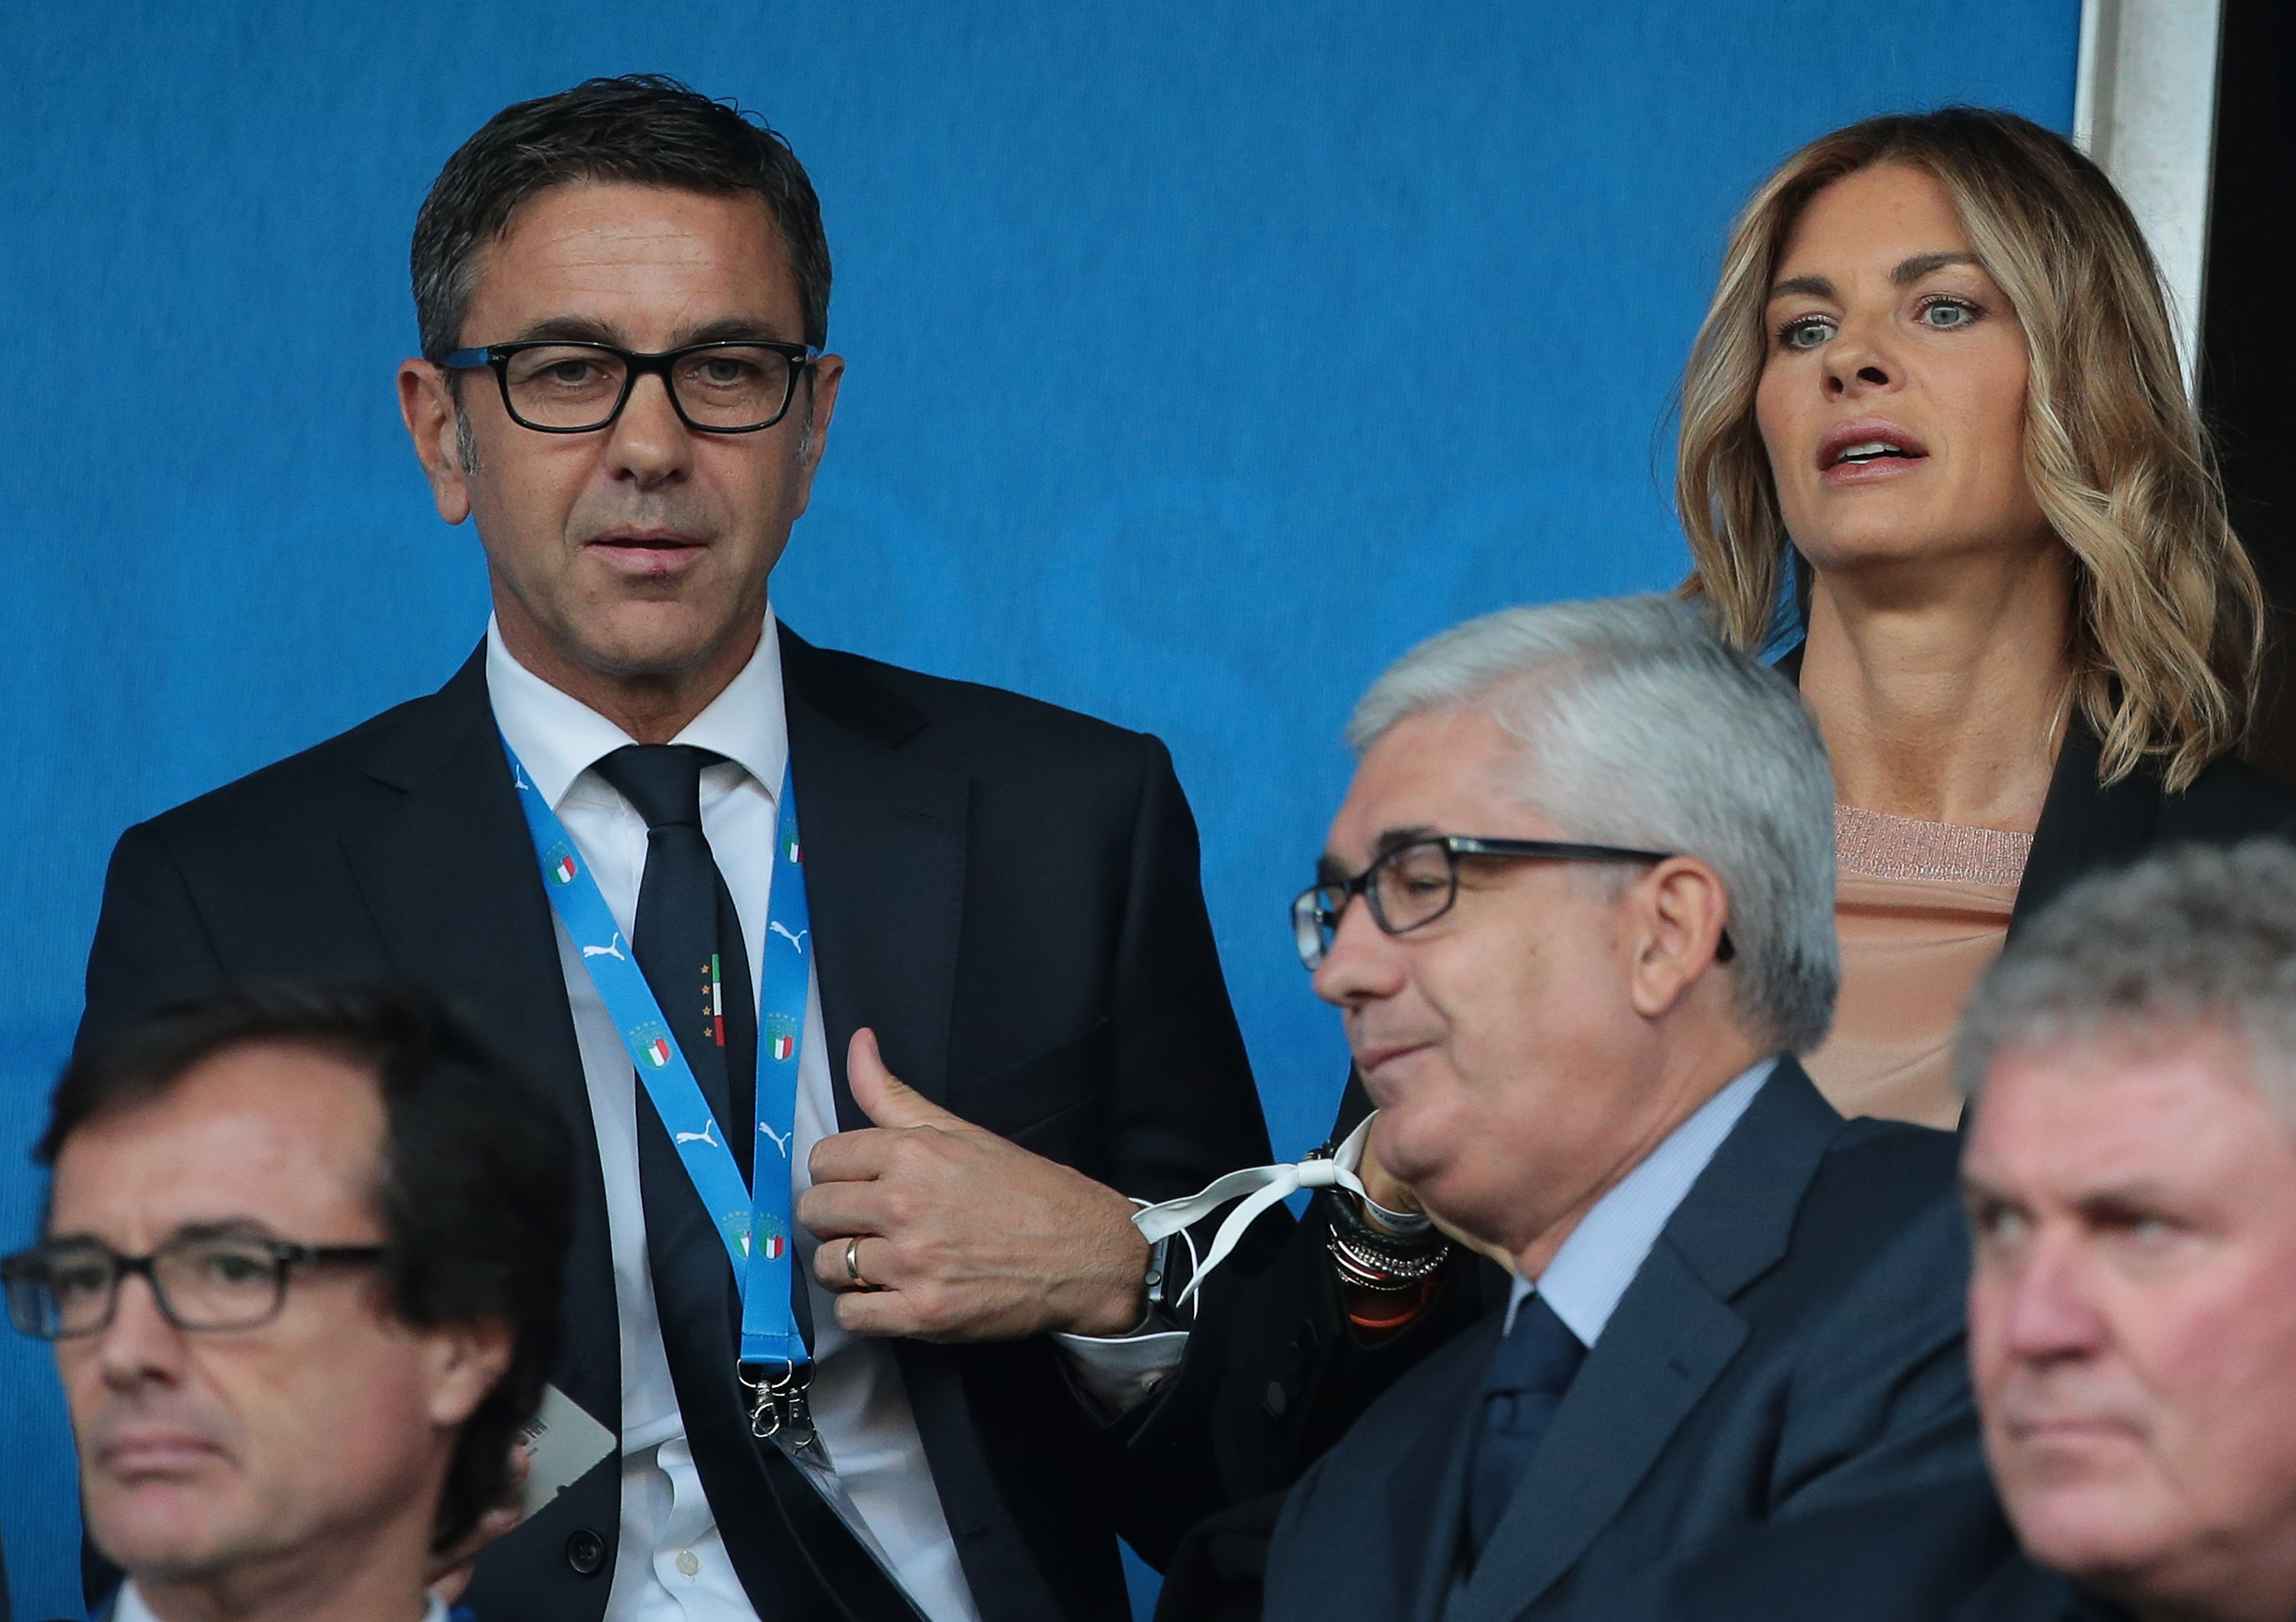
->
<box><xmin>77</xmin><ymin>624</ymin><xmax>1274</xmax><ymax>1622</ymax></box>
<box><xmin>1662</xmin><ymin>1475</ymin><xmax>2135</xmax><ymax>1622</ymax></box>
<box><xmin>2013</xmin><ymin>717</ymin><xmax>2296</xmax><ymax>932</ymax></box>
<box><xmin>1260</xmin><ymin>1061</ymin><xmax>1978</xmax><ymax>1622</ymax></box>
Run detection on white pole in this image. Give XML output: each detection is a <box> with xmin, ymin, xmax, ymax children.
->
<box><xmin>2073</xmin><ymin>0</ymin><xmax>2226</xmax><ymax>391</ymax></box>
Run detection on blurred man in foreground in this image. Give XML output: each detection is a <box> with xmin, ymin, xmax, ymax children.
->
<box><xmin>2</xmin><ymin>984</ymin><xmax>572</xmax><ymax>1622</ymax></box>
<box><xmin>1259</xmin><ymin>596</ymin><xmax>1978</xmax><ymax>1620</ymax></box>
<box><xmin>1670</xmin><ymin>839</ymin><xmax>2296</xmax><ymax>1622</ymax></box>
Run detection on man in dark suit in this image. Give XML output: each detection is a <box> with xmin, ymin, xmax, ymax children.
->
<box><xmin>1666</xmin><ymin>840</ymin><xmax>2296</xmax><ymax>1622</ymax></box>
<box><xmin>77</xmin><ymin>76</ymin><xmax>1270</xmax><ymax>1622</ymax></box>
<box><xmin>1257</xmin><ymin>596</ymin><xmax>1978</xmax><ymax>1622</ymax></box>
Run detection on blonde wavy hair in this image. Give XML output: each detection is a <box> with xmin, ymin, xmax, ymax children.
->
<box><xmin>1677</xmin><ymin>107</ymin><xmax>2262</xmax><ymax>791</ymax></box>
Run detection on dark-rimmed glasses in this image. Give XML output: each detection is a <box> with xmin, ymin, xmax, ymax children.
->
<box><xmin>1290</xmin><ymin>835</ymin><xmax>1736</xmax><ymax>971</ymax></box>
<box><xmin>1</xmin><ymin>1233</ymin><xmax>387</xmax><ymax>1340</ymax></box>
<box><xmin>444</xmin><ymin>339</ymin><xmax>821</xmax><ymax>435</ymax></box>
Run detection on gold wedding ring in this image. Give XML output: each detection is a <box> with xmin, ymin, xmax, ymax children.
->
<box><xmin>844</xmin><ymin>1235</ymin><xmax>876</xmax><ymax>1291</ymax></box>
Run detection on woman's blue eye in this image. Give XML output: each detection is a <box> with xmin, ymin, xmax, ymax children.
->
<box><xmin>1780</xmin><ymin>318</ymin><xmax>1833</xmax><ymax>351</ymax></box>
<box><xmin>1922</xmin><ymin>301</ymin><xmax>1976</xmax><ymax>330</ymax></box>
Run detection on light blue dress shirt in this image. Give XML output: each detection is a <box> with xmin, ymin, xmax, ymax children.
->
<box><xmin>1505</xmin><ymin>1057</ymin><xmax>1778</xmax><ymax>1345</ymax></box>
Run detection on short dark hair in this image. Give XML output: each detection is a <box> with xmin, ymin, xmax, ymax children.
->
<box><xmin>410</xmin><ymin>73</ymin><xmax>833</xmax><ymax>359</ymax></box>
<box><xmin>42</xmin><ymin>982</ymin><xmax>575</xmax><ymax>1555</ymax></box>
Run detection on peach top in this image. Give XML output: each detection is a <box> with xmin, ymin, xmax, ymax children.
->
<box><xmin>1799</xmin><ymin>805</ymin><xmax>2033</xmax><ymax>1129</ymax></box>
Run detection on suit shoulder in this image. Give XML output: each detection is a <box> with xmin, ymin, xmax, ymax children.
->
<box><xmin>1784</xmin><ymin>1117</ymin><xmax>1964</xmax><ymax>1281</ymax></box>
<box><xmin>790</xmin><ymin>637</ymin><xmax>1167</xmax><ymax>769</ymax></box>
<box><xmin>124</xmin><ymin>686</ymin><xmax>454</xmax><ymax>856</ymax></box>
<box><xmin>1818</xmin><ymin>1115</ymin><xmax>1962</xmax><ymax>1188</ymax></box>
<box><xmin>2167</xmin><ymin>751</ymin><xmax>2296</xmax><ymax>844</ymax></box>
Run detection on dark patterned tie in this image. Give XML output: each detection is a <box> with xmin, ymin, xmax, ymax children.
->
<box><xmin>592</xmin><ymin>744</ymin><xmax>758</xmax><ymax>1184</ymax></box>
<box><xmin>1465</xmin><ymin>1291</ymin><xmax>1586</xmax><ymax>1566</ymax></box>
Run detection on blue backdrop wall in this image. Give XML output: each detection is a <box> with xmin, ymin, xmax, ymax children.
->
<box><xmin>0</xmin><ymin>5</ymin><xmax>2077</xmax><ymax>1616</ymax></box>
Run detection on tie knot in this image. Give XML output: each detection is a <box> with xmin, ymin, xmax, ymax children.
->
<box><xmin>594</xmin><ymin>745</ymin><xmax>718</xmax><ymax>831</ymax></box>
<box><xmin>1484</xmin><ymin>1292</ymin><xmax>1585</xmax><ymax>1400</ymax></box>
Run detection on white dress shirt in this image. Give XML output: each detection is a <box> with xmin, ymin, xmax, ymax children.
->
<box><xmin>488</xmin><ymin>611</ymin><xmax>980</xmax><ymax>1622</ymax></box>
<box><xmin>1505</xmin><ymin>1058</ymin><xmax>1776</xmax><ymax>1343</ymax></box>
<box><xmin>114</xmin><ymin>1581</ymin><xmax>447</xmax><ymax>1622</ymax></box>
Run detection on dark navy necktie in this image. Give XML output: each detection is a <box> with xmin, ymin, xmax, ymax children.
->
<box><xmin>1465</xmin><ymin>1291</ymin><xmax>1586</xmax><ymax>1567</ymax></box>
<box><xmin>593</xmin><ymin>744</ymin><xmax>759</xmax><ymax>1185</ymax></box>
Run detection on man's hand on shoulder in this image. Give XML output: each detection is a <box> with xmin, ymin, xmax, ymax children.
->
<box><xmin>797</xmin><ymin>1029</ymin><xmax>1152</xmax><ymax>1341</ymax></box>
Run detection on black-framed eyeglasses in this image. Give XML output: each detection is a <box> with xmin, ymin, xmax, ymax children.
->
<box><xmin>1</xmin><ymin>1233</ymin><xmax>387</xmax><ymax>1340</ymax></box>
<box><xmin>1290</xmin><ymin>834</ymin><xmax>1737</xmax><ymax>971</ymax></box>
<box><xmin>443</xmin><ymin>339</ymin><xmax>822</xmax><ymax>435</ymax></box>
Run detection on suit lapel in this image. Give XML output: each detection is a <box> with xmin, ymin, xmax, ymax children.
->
<box><xmin>1452</xmin><ymin>1064</ymin><xmax>1842</xmax><ymax>1622</ymax></box>
<box><xmin>2013</xmin><ymin>720</ymin><xmax>2160</xmax><ymax>935</ymax></box>
<box><xmin>778</xmin><ymin>625</ymin><xmax>970</xmax><ymax>1126</ymax></box>
<box><xmin>341</xmin><ymin>647</ymin><xmax>618</xmax><ymax>1418</ymax></box>
<box><xmin>1453</xmin><ymin>1255</ymin><xmax>1745</xmax><ymax>1622</ymax></box>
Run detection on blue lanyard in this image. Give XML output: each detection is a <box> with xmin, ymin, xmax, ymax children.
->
<box><xmin>504</xmin><ymin>736</ymin><xmax>811</xmax><ymax>1372</ymax></box>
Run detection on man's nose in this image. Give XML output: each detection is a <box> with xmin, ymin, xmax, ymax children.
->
<box><xmin>607</xmin><ymin>370</ymin><xmax>692</xmax><ymax>487</ymax></box>
<box><xmin>1311</xmin><ymin>894</ymin><xmax>1405</xmax><ymax>1007</ymax></box>
<box><xmin>1991</xmin><ymin>1232</ymin><xmax>2108</xmax><ymax>1363</ymax></box>
<box><xmin>89</xmin><ymin>1271</ymin><xmax>190</xmax><ymax>1389</ymax></box>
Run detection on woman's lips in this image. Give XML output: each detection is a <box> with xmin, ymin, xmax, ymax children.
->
<box><xmin>1816</xmin><ymin>419</ymin><xmax>1929</xmax><ymax>486</ymax></box>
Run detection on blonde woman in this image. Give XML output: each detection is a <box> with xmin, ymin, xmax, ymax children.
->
<box><xmin>1680</xmin><ymin>106</ymin><xmax>2294</xmax><ymax>1127</ymax></box>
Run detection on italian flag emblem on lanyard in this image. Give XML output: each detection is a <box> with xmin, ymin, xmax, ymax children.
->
<box><xmin>643</xmin><ymin>1036</ymin><xmax>673</xmax><ymax>1069</ymax></box>
<box><xmin>751</xmin><ymin>1214</ymin><xmax>790</xmax><ymax>1260</ymax></box>
<box><xmin>784</xmin><ymin>834</ymin><xmax>801</xmax><ymax>864</ymax></box>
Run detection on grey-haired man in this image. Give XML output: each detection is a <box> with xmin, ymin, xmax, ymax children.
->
<box><xmin>1261</xmin><ymin>596</ymin><xmax>1981</xmax><ymax>1621</ymax></box>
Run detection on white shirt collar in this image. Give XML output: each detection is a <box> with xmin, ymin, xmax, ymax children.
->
<box><xmin>116</xmin><ymin>1578</ymin><xmax>448</xmax><ymax>1622</ymax></box>
<box><xmin>1506</xmin><ymin>1056</ymin><xmax>1778</xmax><ymax>1349</ymax></box>
<box><xmin>484</xmin><ymin>606</ymin><xmax>789</xmax><ymax>808</ymax></box>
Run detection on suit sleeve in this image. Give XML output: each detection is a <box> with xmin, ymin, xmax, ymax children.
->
<box><xmin>1103</xmin><ymin>738</ymin><xmax>1272</xmax><ymax>1198</ymax></box>
<box><xmin>79</xmin><ymin>821</ymin><xmax>231</xmax><ymax>1050</ymax></box>
<box><xmin>1083</xmin><ymin>739</ymin><xmax>1296</xmax><ymax>1558</ymax></box>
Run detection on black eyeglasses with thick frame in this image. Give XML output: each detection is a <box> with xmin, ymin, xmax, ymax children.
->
<box><xmin>443</xmin><ymin>338</ymin><xmax>823</xmax><ymax>436</ymax></box>
<box><xmin>1290</xmin><ymin>834</ymin><xmax>1737</xmax><ymax>971</ymax></box>
<box><xmin>1</xmin><ymin>1232</ymin><xmax>388</xmax><ymax>1341</ymax></box>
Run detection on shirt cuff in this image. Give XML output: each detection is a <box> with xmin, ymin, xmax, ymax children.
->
<box><xmin>1051</xmin><ymin>1324</ymin><xmax>1190</xmax><ymax>1418</ymax></box>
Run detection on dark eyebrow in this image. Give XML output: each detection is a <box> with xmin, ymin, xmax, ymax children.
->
<box><xmin>676</xmin><ymin>316</ymin><xmax>801</xmax><ymax>347</ymax></box>
<box><xmin>169</xmin><ymin>1219</ymin><xmax>282</xmax><ymax>1244</ymax></box>
<box><xmin>39</xmin><ymin>1217</ymin><xmax>279</xmax><ymax>1249</ymax></box>
<box><xmin>1767</xmin><ymin>273</ymin><xmax>1835</xmax><ymax>302</ymax></box>
<box><xmin>1893</xmin><ymin>250</ymin><xmax>1984</xmax><ymax>286</ymax></box>
<box><xmin>1768</xmin><ymin>252</ymin><xmax>1985</xmax><ymax>304</ymax></box>
<box><xmin>507</xmin><ymin>315</ymin><xmax>625</xmax><ymax>346</ymax></box>
<box><xmin>501</xmin><ymin>315</ymin><xmax>801</xmax><ymax>350</ymax></box>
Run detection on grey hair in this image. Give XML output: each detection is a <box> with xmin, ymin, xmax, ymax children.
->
<box><xmin>1348</xmin><ymin>595</ymin><xmax>1838</xmax><ymax>1053</ymax></box>
<box><xmin>1955</xmin><ymin>840</ymin><xmax>2296</xmax><ymax>1122</ymax></box>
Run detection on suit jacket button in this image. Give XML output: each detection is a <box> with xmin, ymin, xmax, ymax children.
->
<box><xmin>1263</xmin><ymin>1380</ymin><xmax>1290</xmax><ymax>1419</ymax></box>
<box><xmin>566</xmin><ymin>1529</ymin><xmax>607</xmax><ymax>1577</ymax></box>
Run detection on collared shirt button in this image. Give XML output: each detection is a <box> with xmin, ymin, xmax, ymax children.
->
<box><xmin>676</xmin><ymin>1549</ymin><xmax>701</xmax><ymax>1577</ymax></box>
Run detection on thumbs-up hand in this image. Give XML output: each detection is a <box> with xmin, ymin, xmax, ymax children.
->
<box><xmin>796</xmin><ymin>1029</ymin><xmax>1152</xmax><ymax>1342</ymax></box>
